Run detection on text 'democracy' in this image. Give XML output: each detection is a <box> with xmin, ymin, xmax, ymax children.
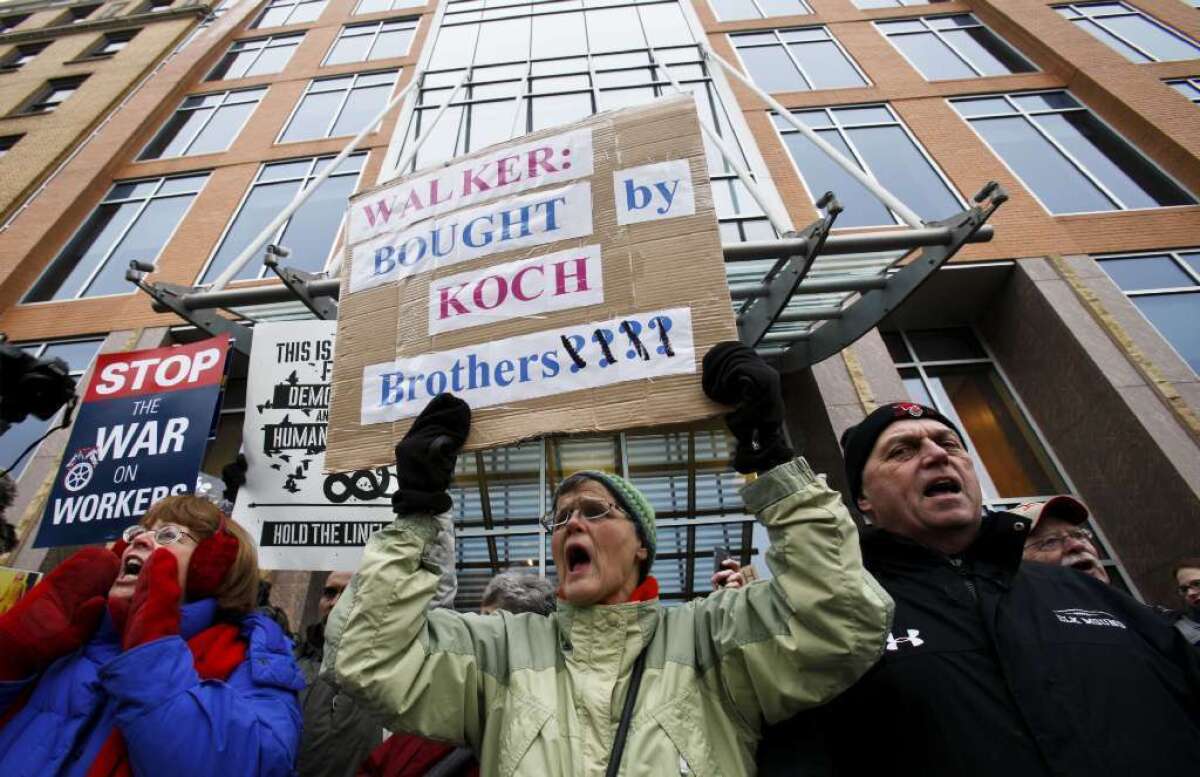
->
<box><xmin>361</xmin><ymin>307</ymin><xmax>695</xmax><ymax>424</ymax></box>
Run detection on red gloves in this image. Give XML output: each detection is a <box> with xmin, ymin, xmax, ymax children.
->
<box><xmin>185</xmin><ymin>526</ymin><xmax>238</xmax><ymax>601</ymax></box>
<box><xmin>112</xmin><ymin>548</ymin><xmax>182</xmax><ymax>651</ymax></box>
<box><xmin>0</xmin><ymin>547</ymin><xmax>119</xmax><ymax>680</ymax></box>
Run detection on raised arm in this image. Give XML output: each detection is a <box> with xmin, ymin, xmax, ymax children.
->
<box><xmin>321</xmin><ymin>394</ymin><xmax>493</xmax><ymax>745</ymax></box>
<box><xmin>696</xmin><ymin>342</ymin><xmax>893</xmax><ymax>731</ymax></box>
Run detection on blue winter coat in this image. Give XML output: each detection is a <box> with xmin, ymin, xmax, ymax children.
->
<box><xmin>0</xmin><ymin>598</ymin><xmax>305</xmax><ymax>777</ymax></box>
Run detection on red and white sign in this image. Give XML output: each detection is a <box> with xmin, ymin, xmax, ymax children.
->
<box><xmin>428</xmin><ymin>245</ymin><xmax>604</xmax><ymax>334</ymax></box>
<box><xmin>349</xmin><ymin>127</ymin><xmax>595</xmax><ymax>246</ymax></box>
<box><xmin>86</xmin><ymin>338</ymin><xmax>229</xmax><ymax>402</ymax></box>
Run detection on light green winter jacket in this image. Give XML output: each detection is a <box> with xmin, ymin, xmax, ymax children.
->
<box><xmin>322</xmin><ymin>458</ymin><xmax>893</xmax><ymax>776</ymax></box>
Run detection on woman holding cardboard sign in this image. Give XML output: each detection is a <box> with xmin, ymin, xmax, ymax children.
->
<box><xmin>322</xmin><ymin>344</ymin><xmax>893</xmax><ymax>776</ymax></box>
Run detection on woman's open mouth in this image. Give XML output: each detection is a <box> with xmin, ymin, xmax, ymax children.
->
<box><xmin>118</xmin><ymin>556</ymin><xmax>144</xmax><ymax>583</ymax></box>
<box><xmin>566</xmin><ymin>545</ymin><xmax>592</xmax><ymax>577</ymax></box>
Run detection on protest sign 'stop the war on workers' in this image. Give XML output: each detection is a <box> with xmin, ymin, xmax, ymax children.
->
<box><xmin>325</xmin><ymin>95</ymin><xmax>738</xmax><ymax>471</ymax></box>
<box><xmin>36</xmin><ymin>337</ymin><xmax>230</xmax><ymax>548</ymax></box>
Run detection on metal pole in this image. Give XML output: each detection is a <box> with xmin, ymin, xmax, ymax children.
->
<box><xmin>326</xmin><ymin>68</ymin><xmax>473</xmax><ymax>278</ymax></box>
<box><xmin>209</xmin><ymin>68</ymin><xmax>442</xmax><ymax>290</ymax></box>
<box><xmin>508</xmin><ymin>65</ymin><xmax>530</xmax><ymax>141</ymax></box>
<box><xmin>701</xmin><ymin>43</ymin><xmax>925</xmax><ymax>229</ymax></box>
<box><xmin>537</xmin><ymin>436</ymin><xmax>547</xmax><ymax>578</ymax></box>
<box><xmin>650</xmin><ymin>48</ymin><xmax>793</xmax><ymax>235</ymax></box>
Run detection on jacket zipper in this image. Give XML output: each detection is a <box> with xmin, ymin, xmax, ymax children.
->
<box><xmin>949</xmin><ymin>558</ymin><xmax>978</xmax><ymax>602</ymax></box>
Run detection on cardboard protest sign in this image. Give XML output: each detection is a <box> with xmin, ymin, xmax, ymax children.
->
<box><xmin>34</xmin><ymin>337</ymin><xmax>230</xmax><ymax>547</ymax></box>
<box><xmin>233</xmin><ymin>321</ymin><xmax>393</xmax><ymax>571</ymax></box>
<box><xmin>327</xmin><ymin>95</ymin><xmax>736</xmax><ymax>471</ymax></box>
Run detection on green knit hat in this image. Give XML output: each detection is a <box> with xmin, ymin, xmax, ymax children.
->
<box><xmin>553</xmin><ymin>471</ymin><xmax>657</xmax><ymax>567</ymax></box>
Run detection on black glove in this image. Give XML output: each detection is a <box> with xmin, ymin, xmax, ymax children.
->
<box><xmin>702</xmin><ymin>341</ymin><xmax>794</xmax><ymax>474</ymax></box>
<box><xmin>392</xmin><ymin>393</ymin><xmax>471</xmax><ymax>514</ymax></box>
<box><xmin>221</xmin><ymin>453</ymin><xmax>248</xmax><ymax>502</ymax></box>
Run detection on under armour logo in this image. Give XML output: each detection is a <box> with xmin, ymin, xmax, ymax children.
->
<box><xmin>886</xmin><ymin>629</ymin><xmax>924</xmax><ymax>651</ymax></box>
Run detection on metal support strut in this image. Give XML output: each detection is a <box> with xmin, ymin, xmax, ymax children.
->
<box><xmin>264</xmin><ymin>245</ymin><xmax>338</xmax><ymax>320</ymax></box>
<box><xmin>126</xmin><ymin>261</ymin><xmax>254</xmax><ymax>355</ymax></box>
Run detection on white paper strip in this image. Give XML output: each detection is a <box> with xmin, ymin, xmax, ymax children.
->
<box><xmin>361</xmin><ymin>307</ymin><xmax>695</xmax><ymax>425</ymax></box>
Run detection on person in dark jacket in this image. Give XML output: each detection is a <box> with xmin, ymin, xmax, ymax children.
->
<box><xmin>296</xmin><ymin>571</ymin><xmax>384</xmax><ymax>777</ymax></box>
<box><xmin>1013</xmin><ymin>494</ymin><xmax>1109</xmax><ymax>584</ymax></box>
<box><xmin>0</xmin><ymin>494</ymin><xmax>304</xmax><ymax>776</ymax></box>
<box><xmin>757</xmin><ymin>401</ymin><xmax>1200</xmax><ymax>777</ymax></box>
<box><xmin>1167</xmin><ymin>557</ymin><xmax>1200</xmax><ymax>647</ymax></box>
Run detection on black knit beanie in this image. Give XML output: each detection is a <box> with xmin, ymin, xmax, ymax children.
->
<box><xmin>840</xmin><ymin>402</ymin><xmax>966</xmax><ymax>503</ymax></box>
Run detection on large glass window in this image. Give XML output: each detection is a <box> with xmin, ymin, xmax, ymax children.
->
<box><xmin>0</xmin><ymin>14</ymin><xmax>29</xmax><ymax>32</ymax></box>
<box><xmin>1055</xmin><ymin>2</ymin><xmax>1200</xmax><ymax>62</ymax></box>
<box><xmin>26</xmin><ymin>173</ymin><xmax>209</xmax><ymax>302</ymax></box>
<box><xmin>1097</xmin><ymin>248</ymin><xmax>1200</xmax><ymax>374</ymax></box>
<box><xmin>774</xmin><ymin>104</ymin><xmax>963</xmax><ymax>227</ymax></box>
<box><xmin>883</xmin><ymin>327</ymin><xmax>1136</xmax><ymax>592</ymax></box>
<box><xmin>279</xmin><ymin>71</ymin><xmax>398</xmax><ymax>142</ymax></box>
<box><xmin>254</xmin><ymin>0</ymin><xmax>327</xmax><ymax>28</ymax></box>
<box><xmin>876</xmin><ymin>14</ymin><xmax>1036</xmax><ymax>80</ymax></box>
<box><xmin>730</xmin><ymin>27</ymin><xmax>868</xmax><ymax>92</ymax></box>
<box><xmin>1168</xmin><ymin>77</ymin><xmax>1200</xmax><ymax>105</ymax></box>
<box><xmin>0</xmin><ymin>339</ymin><xmax>104</xmax><ymax>481</ymax></box>
<box><xmin>952</xmin><ymin>91</ymin><xmax>1195</xmax><ymax>214</ymax></box>
<box><xmin>324</xmin><ymin>19</ymin><xmax>415</xmax><ymax>65</ymax></box>
<box><xmin>207</xmin><ymin>33</ymin><xmax>304</xmax><ymax>80</ymax></box>
<box><xmin>354</xmin><ymin>0</ymin><xmax>425</xmax><ymax>13</ymax></box>
<box><xmin>403</xmin><ymin>0</ymin><xmax>774</xmax><ymax>242</ymax></box>
<box><xmin>139</xmin><ymin>87</ymin><xmax>266</xmax><ymax>159</ymax></box>
<box><xmin>199</xmin><ymin>154</ymin><xmax>365</xmax><ymax>284</ymax></box>
<box><xmin>709</xmin><ymin>0</ymin><xmax>811</xmax><ymax>22</ymax></box>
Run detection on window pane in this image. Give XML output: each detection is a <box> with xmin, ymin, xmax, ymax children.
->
<box><xmin>531</xmin><ymin>91</ymin><xmax>593</xmax><ymax>130</ymax></box>
<box><xmin>469</xmin><ymin>100</ymin><xmax>518</xmax><ymax>149</ymax></box>
<box><xmin>940</xmin><ymin>27</ymin><xmax>1035</xmax><ymax>75</ymax></box>
<box><xmin>924</xmin><ymin>364</ymin><xmax>1059</xmax><ymax>500</ymax></box>
<box><xmin>1075</xmin><ymin>19</ymin><xmax>1150</xmax><ymax>62</ymax></box>
<box><xmin>1099</xmin><ymin>255</ymin><xmax>1195</xmax><ymax>291</ymax></box>
<box><xmin>373</xmin><ymin>27</ymin><xmax>413</xmax><ymax>58</ymax></box>
<box><xmin>282</xmin><ymin>91</ymin><xmax>342</xmax><ymax>141</ymax></box>
<box><xmin>905</xmin><ymin>328</ymin><xmax>987</xmax><ymax>361</ymax></box>
<box><xmin>277</xmin><ymin>174</ymin><xmax>359</xmax><ymax>273</ymax></box>
<box><xmin>203</xmin><ymin>181</ymin><xmax>299</xmax><ymax>283</ymax></box>
<box><xmin>83</xmin><ymin>196</ymin><xmax>193</xmax><ymax>297</ymax></box>
<box><xmin>890</xmin><ymin>32</ymin><xmax>975</xmax><ymax>79</ymax></box>
<box><xmin>1102</xmin><ymin>14</ymin><xmax>1200</xmax><ymax>61</ymax></box>
<box><xmin>532</xmin><ymin>13</ymin><xmax>587</xmax><ymax>58</ymax></box>
<box><xmin>474</xmin><ymin>17</ymin><xmax>530</xmax><ymax>64</ymax></box>
<box><xmin>1131</xmin><ymin>294</ymin><xmax>1200</xmax><ymax>373</ymax></box>
<box><xmin>788</xmin><ymin>40</ymin><xmax>865</xmax><ymax>88</ymax></box>
<box><xmin>246</xmin><ymin>42</ymin><xmax>298</xmax><ymax>76</ymax></box>
<box><xmin>639</xmin><ymin>3</ymin><xmax>692</xmax><ymax>48</ymax></box>
<box><xmin>139</xmin><ymin>107</ymin><xmax>214</xmax><ymax>159</ymax></box>
<box><xmin>758</xmin><ymin>0</ymin><xmax>809</xmax><ymax>16</ymax></box>
<box><xmin>412</xmin><ymin>105</ymin><xmax>465</xmax><ymax>167</ymax></box>
<box><xmin>1182</xmin><ymin>252</ymin><xmax>1200</xmax><ymax>277</ymax></box>
<box><xmin>430</xmin><ymin>25</ymin><xmax>479</xmax><ymax>69</ymax></box>
<box><xmin>970</xmin><ymin>115</ymin><xmax>1116</xmax><ymax>213</ymax></box>
<box><xmin>33</xmin><ymin>203</ymin><xmax>139</xmax><ymax>301</ymax></box>
<box><xmin>41</xmin><ymin>340</ymin><xmax>104</xmax><ymax>372</ymax></box>
<box><xmin>847</xmin><ymin>125</ymin><xmax>961</xmax><ymax>221</ymax></box>
<box><xmin>209</xmin><ymin>49</ymin><xmax>259</xmax><ymax>80</ymax></box>
<box><xmin>586</xmin><ymin>7</ymin><xmax>643</xmax><ymax>53</ymax></box>
<box><xmin>1037</xmin><ymin>112</ymin><xmax>1193</xmax><ymax>209</ymax></box>
<box><xmin>711</xmin><ymin>0</ymin><xmax>759</xmax><ymax>20</ymax></box>
<box><xmin>330</xmin><ymin>82</ymin><xmax>393</xmax><ymax>136</ymax></box>
<box><xmin>737</xmin><ymin>44</ymin><xmax>806</xmax><ymax>92</ymax></box>
<box><xmin>326</xmin><ymin>35</ymin><xmax>372</xmax><ymax>64</ymax></box>
<box><xmin>781</xmin><ymin>130</ymin><xmax>893</xmax><ymax>226</ymax></box>
<box><xmin>187</xmin><ymin>102</ymin><xmax>256</xmax><ymax>154</ymax></box>
<box><xmin>883</xmin><ymin>332</ymin><xmax>912</xmax><ymax>362</ymax></box>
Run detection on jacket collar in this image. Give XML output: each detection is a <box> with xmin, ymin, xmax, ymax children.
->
<box><xmin>861</xmin><ymin>510</ymin><xmax>1032</xmax><ymax>582</ymax></box>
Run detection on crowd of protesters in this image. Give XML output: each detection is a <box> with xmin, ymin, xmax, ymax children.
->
<box><xmin>1</xmin><ymin>342</ymin><xmax>1198</xmax><ymax>775</ymax></box>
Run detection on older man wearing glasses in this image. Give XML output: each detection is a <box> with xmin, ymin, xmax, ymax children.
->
<box><xmin>1014</xmin><ymin>495</ymin><xmax>1110</xmax><ymax>584</ymax></box>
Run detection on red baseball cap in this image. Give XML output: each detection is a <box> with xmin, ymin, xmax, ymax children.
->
<box><xmin>1009</xmin><ymin>495</ymin><xmax>1090</xmax><ymax>529</ymax></box>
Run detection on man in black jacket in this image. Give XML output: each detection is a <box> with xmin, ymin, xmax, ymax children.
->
<box><xmin>757</xmin><ymin>401</ymin><xmax>1200</xmax><ymax>777</ymax></box>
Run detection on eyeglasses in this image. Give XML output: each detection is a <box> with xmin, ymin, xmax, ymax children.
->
<box><xmin>1024</xmin><ymin>527</ymin><xmax>1094</xmax><ymax>553</ymax></box>
<box><xmin>541</xmin><ymin>497</ymin><xmax>624</xmax><ymax>532</ymax></box>
<box><xmin>321</xmin><ymin>586</ymin><xmax>346</xmax><ymax>599</ymax></box>
<box><xmin>1178</xmin><ymin>580</ymin><xmax>1200</xmax><ymax>596</ymax></box>
<box><xmin>122</xmin><ymin>523</ymin><xmax>199</xmax><ymax>546</ymax></box>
